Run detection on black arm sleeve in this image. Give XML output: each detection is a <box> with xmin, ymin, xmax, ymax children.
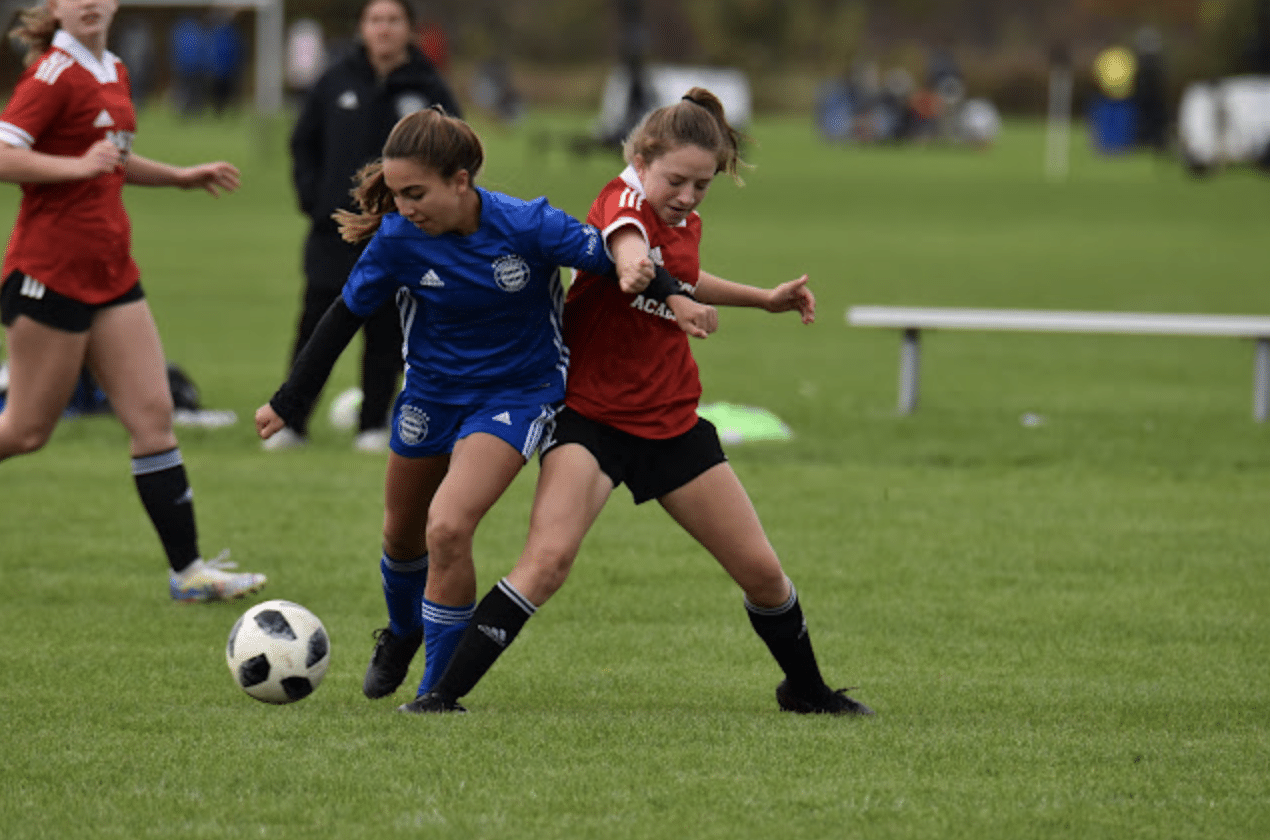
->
<box><xmin>268</xmin><ymin>297</ymin><xmax>366</xmax><ymax>427</ymax></box>
<box><xmin>642</xmin><ymin>265</ymin><xmax>695</xmax><ymax>303</ymax></box>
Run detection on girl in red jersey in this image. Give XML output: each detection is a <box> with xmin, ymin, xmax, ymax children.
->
<box><xmin>401</xmin><ymin>87</ymin><xmax>873</xmax><ymax>716</ymax></box>
<box><xmin>0</xmin><ymin>0</ymin><xmax>266</xmax><ymax>602</ymax></box>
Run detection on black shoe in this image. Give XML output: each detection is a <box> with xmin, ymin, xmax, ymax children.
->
<box><xmin>362</xmin><ymin>626</ymin><xmax>424</xmax><ymax>699</ymax></box>
<box><xmin>397</xmin><ymin>691</ymin><xmax>467</xmax><ymax>714</ymax></box>
<box><xmin>776</xmin><ymin>680</ymin><xmax>875</xmax><ymax>716</ymax></box>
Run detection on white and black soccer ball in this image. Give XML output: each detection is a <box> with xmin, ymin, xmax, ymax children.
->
<box><xmin>226</xmin><ymin>600</ymin><xmax>330</xmax><ymax>704</ymax></box>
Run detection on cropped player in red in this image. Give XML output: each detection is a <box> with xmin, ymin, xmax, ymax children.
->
<box><xmin>0</xmin><ymin>0</ymin><xmax>266</xmax><ymax>602</ymax></box>
<box><xmin>404</xmin><ymin>87</ymin><xmax>874</xmax><ymax>716</ymax></box>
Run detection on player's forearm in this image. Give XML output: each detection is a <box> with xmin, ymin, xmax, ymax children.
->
<box><xmin>0</xmin><ymin>146</ymin><xmax>92</xmax><ymax>184</ymax></box>
<box><xmin>693</xmin><ymin>270</ymin><xmax>770</xmax><ymax>308</ymax></box>
<box><xmin>124</xmin><ymin>154</ymin><xmax>184</xmax><ymax>187</ymax></box>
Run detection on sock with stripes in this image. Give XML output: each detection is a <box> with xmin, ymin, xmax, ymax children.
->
<box><xmin>418</xmin><ymin>598</ymin><xmax>476</xmax><ymax>696</ymax></box>
<box><xmin>381</xmin><ymin>552</ymin><xmax>428</xmax><ymax>637</ymax></box>
<box><xmin>431</xmin><ymin>578</ymin><xmax>536</xmax><ymax>701</ymax></box>
<box><xmin>745</xmin><ymin>579</ymin><xmax>827</xmax><ymax>697</ymax></box>
<box><xmin>132</xmin><ymin>448</ymin><xmax>199</xmax><ymax>573</ymax></box>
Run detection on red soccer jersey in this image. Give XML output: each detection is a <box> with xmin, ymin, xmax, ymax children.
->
<box><xmin>0</xmin><ymin>31</ymin><xmax>138</xmax><ymax>304</ymax></box>
<box><xmin>564</xmin><ymin>166</ymin><xmax>704</xmax><ymax>439</ymax></box>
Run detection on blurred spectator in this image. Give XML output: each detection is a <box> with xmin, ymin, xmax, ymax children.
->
<box><xmin>1132</xmin><ymin>27</ymin><xmax>1169</xmax><ymax>152</ymax></box>
<box><xmin>206</xmin><ymin>9</ymin><xmax>245</xmax><ymax>115</ymax></box>
<box><xmin>417</xmin><ymin>19</ymin><xmax>449</xmax><ymax>74</ymax></box>
<box><xmin>471</xmin><ymin>56</ymin><xmax>524</xmax><ymax>124</ymax></box>
<box><xmin>170</xmin><ymin>14</ymin><xmax>207</xmax><ymax>115</ymax></box>
<box><xmin>113</xmin><ymin>14</ymin><xmax>156</xmax><ymax>106</ymax></box>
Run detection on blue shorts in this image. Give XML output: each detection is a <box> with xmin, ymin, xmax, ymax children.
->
<box><xmin>389</xmin><ymin>389</ymin><xmax>559</xmax><ymax>461</ymax></box>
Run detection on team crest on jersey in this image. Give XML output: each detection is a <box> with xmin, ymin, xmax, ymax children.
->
<box><xmin>492</xmin><ymin>255</ymin><xmax>530</xmax><ymax>293</ymax></box>
<box><xmin>397</xmin><ymin>404</ymin><xmax>429</xmax><ymax>445</ymax></box>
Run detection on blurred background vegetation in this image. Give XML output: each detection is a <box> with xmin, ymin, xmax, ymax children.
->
<box><xmin>2</xmin><ymin>0</ymin><xmax>1270</xmax><ymax>116</ymax></box>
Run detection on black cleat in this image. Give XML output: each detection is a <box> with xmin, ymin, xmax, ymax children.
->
<box><xmin>776</xmin><ymin>680</ymin><xmax>875</xmax><ymax>716</ymax></box>
<box><xmin>362</xmin><ymin>626</ymin><xmax>424</xmax><ymax>699</ymax></box>
<box><xmin>397</xmin><ymin>691</ymin><xmax>467</xmax><ymax>714</ymax></box>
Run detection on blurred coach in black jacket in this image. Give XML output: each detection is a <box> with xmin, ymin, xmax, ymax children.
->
<box><xmin>275</xmin><ymin>0</ymin><xmax>461</xmax><ymax>452</ymax></box>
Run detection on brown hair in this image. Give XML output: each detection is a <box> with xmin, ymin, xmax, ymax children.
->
<box><xmin>9</xmin><ymin>3</ymin><xmax>57</xmax><ymax>67</ymax></box>
<box><xmin>622</xmin><ymin>86</ymin><xmax>748</xmax><ymax>185</ymax></box>
<box><xmin>336</xmin><ymin>106</ymin><xmax>484</xmax><ymax>242</ymax></box>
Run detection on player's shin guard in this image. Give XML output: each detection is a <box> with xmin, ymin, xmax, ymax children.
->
<box><xmin>431</xmin><ymin>578</ymin><xmax>536</xmax><ymax>700</ymax></box>
<box><xmin>381</xmin><ymin>552</ymin><xmax>428</xmax><ymax>637</ymax></box>
<box><xmin>418</xmin><ymin>599</ymin><xmax>476</xmax><ymax>696</ymax></box>
<box><xmin>745</xmin><ymin>579</ymin><xmax>828</xmax><ymax>697</ymax></box>
<box><xmin>132</xmin><ymin>448</ymin><xmax>199</xmax><ymax>572</ymax></box>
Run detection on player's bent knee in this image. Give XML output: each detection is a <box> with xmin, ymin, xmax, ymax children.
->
<box><xmin>520</xmin><ymin>543</ymin><xmax>577</xmax><ymax>597</ymax></box>
<box><xmin>425</xmin><ymin>516</ymin><xmax>476</xmax><ymax>559</ymax></box>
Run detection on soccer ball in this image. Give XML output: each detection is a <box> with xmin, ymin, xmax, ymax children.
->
<box><xmin>328</xmin><ymin>386</ymin><xmax>363</xmax><ymax>431</ymax></box>
<box><xmin>226</xmin><ymin>600</ymin><xmax>330</xmax><ymax>704</ymax></box>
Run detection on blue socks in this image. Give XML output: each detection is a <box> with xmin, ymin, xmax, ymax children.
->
<box><xmin>418</xmin><ymin>599</ymin><xmax>475</xmax><ymax>696</ymax></box>
<box><xmin>380</xmin><ymin>552</ymin><xmax>429</xmax><ymax>637</ymax></box>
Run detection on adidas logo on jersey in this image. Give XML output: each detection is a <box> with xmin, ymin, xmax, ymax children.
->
<box><xmin>492</xmin><ymin>411</ymin><xmax>512</xmax><ymax>425</ymax></box>
<box><xmin>93</xmin><ymin>109</ymin><xmax>114</xmax><ymax>128</ymax></box>
<box><xmin>617</xmin><ymin>186</ymin><xmax>644</xmax><ymax>211</ymax></box>
<box><xmin>420</xmin><ymin>270</ymin><xmax>444</xmax><ymax>288</ymax></box>
<box><xmin>478</xmin><ymin>625</ymin><xmax>508</xmax><ymax>647</ymax></box>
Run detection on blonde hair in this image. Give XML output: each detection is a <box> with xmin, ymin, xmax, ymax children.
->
<box><xmin>9</xmin><ymin>3</ymin><xmax>57</xmax><ymax>66</ymax></box>
<box><xmin>336</xmin><ymin>106</ymin><xmax>484</xmax><ymax>242</ymax></box>
<box><xmin>622</xmin><ymin>87</ymin><xmax>748</xmax><ymax>185</ymax></box>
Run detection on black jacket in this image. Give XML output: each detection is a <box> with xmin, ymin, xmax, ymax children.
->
<box><xmin>290</xmin><ymin>45</ymin><xmax>461</xmax><ymax>234</ymax></box>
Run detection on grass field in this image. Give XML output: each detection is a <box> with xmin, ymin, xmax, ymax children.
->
<box><xmin>2</xmin><ymin>108</ymin><xmax>1268</xmax><ymax>840</ymax></box>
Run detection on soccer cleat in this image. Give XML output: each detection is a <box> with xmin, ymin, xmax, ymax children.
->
<box><xmin>397</xmin><ymin>691</ymin><xmax>467</xmax><ymax>714</ymax></box>
<box><xmin>775</xmin><ymin>679</ymin><xmax>875</xmax><ymax>716</ymax></box>
<box><xmin>261</xmin><ymin>427</ymin><xmax>307</xmax><ymax>451</ymax></box>
<box><xmin>170</xmin><ymin>550</ymin><xmax>267</xmax><ymax>603</ymax></box>
<box><xmin>362</xmin><ymin>626</ymin><xmax>424</xmax><ymax>699</ymax></box>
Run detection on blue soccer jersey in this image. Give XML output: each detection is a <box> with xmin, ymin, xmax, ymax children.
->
<box><xmin>342</xmin><ymin>188</ymin><xmax>611</xmax><ymax>404</ymax></box>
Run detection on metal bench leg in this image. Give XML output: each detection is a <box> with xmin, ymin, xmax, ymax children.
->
<box><xmin>898</xmin><ymin>328</ymin><xmax>921</xmax><ymax>414</ymax></box>
<box><xmin>1254</xmin><ymin>338</ymin><xmax>1269</xmax><ymax>423</ymax></box>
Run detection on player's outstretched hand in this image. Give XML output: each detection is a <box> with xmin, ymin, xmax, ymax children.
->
<box><xmin>668</xmin><ymin>296</ymin><xmax>719</xmax><ymax>339</ymax></box>
<box><xmin>767</xmin><ymin>274</ymin><xmax>816</xmax><ymax>324</ymax></box>
<box><xmin>618</xmin><ymin>255</ymin><xmax>655</xmax><ymax>294</ymax></box>
<box><xmin>255</xmin><ymin>403</ymin><xmax>287</xmax><ymax>440</ymax></box>
<box><xmin>180</xmin><ymin>161</ymin><xmax>241</xmax><ymax>197</ymax></box>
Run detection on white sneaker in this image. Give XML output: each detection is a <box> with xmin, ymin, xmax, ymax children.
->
<box><xmin>170</xmin><ymin>550</ymin><xmax>267</xmax><ymax>602</ymax></box>
<box><xmin>353</xmin><ymin>429</ymin><xmax>390</xmax><ymax>452</ymax></box>
<box><xmin>261</xmin><ymin>427</ymin><xmax>307</xmax><ymax>451</ymax></box>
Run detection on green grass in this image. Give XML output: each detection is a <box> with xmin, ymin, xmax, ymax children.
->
<box><xmin>2</xmin><ymin>108</ymin><xmax>1269</xmax><ymax>839</ymax></box>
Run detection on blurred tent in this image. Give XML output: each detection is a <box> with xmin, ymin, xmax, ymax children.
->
<box><xmin>1178</xmin><ymin>75</ymin><xmax>1270</xmax><ymax>174</ymax></box>
<box><xmin>595</xmin><ymin>63</ymin><xmax>753</xmax><ymax>143</ymax></box>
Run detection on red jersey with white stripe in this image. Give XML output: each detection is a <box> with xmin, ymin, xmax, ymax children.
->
<box><xmin>0</xmin><ymin>31</ymin><xmax>138</xmax><ymax>304</ymax></box>
<box><xmin>563</xmin><ymin>166</ymin><xmax>703</xmax><ymax>439</ymax></box>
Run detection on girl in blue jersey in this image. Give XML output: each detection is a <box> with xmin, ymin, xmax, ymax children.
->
<box><xmin>255</xmin><ymin>107</ymin><xmax>657</xmax><ymax>701</ymax></box>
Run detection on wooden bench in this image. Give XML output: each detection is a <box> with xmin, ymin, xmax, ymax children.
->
<box><xmin>845</xmin><ymin>306</ymin><xmax>1270</xmax><ymax>422</ymax></box>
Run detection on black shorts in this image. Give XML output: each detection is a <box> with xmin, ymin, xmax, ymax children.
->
<box><xmin>0</xmin><ymin>271</ymin><xmax>145</xmax><ymax>332</ymax></box>
<box><xmin>542</xmin><ymin>406</ymin><xmax>728</xmax><ymax>504</ymax></box>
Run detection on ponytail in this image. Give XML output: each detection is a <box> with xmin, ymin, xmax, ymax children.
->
<box><xmin>9</xmin><ymin>3</ymin><xmax>57</xmax><ymax>67</ymax></box>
